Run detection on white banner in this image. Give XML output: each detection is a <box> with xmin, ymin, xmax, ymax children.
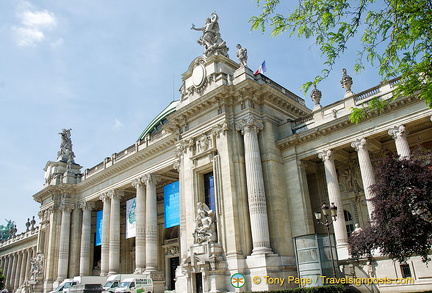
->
<box><xmin>126</xmin><ymin>198</ymin><xmax>136</xmax><ymax>238</ymax></box>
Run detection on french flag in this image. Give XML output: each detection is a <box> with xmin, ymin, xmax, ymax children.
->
<box><xmin>254</xmin><ymin>61</ymin><xmax>267</xmax><ymax>75</ymax></box>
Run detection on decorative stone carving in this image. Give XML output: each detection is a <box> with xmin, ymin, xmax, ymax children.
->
<box><xmin>191</xmin><ymin>12</ymin><xmax>229</xmax><ymax>58</ymax></box>
<box><xmin>340</xmin><ymin>68</ymin><xmax>353</xmax><ymax>95</ymax></box>
<box><xmin>311</xmin><ymin>84</ymin><xmax>322</xmax><ymax>108</ymax></box>
<box><xmin>57</xmin><ymin>129</ymin><xmax>75</xmax><ymax>167</ymax></box>
<box><xmin>235</xmin><ymin>115</ymin><xmax>263</xmax><ymax>135</ymax></box>
<box><xmin>30</xmin><ymin>252</ymin><xmax>44</xmax><ymax>280</ymax></box>
<box><xmin>193</xmin><ymin>202</ymin><xmax>216</xmax><ymax>244</ymax></box>
<box><xmin>210</xmin><ymin>122</ymin><xmax>229</xmax><ymax>138</ymax></box>
<box><xmin>196</xmin><ymin>133</ymin><xmax>212</xmax><ymax>154</ymax></box>
<box><xmin>236</xmin><ymin>44</ymin><xmax>247</xmax><ymax>67</ymax></box>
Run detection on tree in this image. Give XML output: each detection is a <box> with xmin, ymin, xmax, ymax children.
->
<box><xmin>250</xmin><ymin>0</ymin><xmax>432</xmax><ymax>122</ymax></box>
<box><xmin>349</xmin><ymin>148</ymin><xmax>432</xmax><ymax>262</ymax></box>
<box><xmin>0</xmin><ymin>268</ymin><xmax>5</xmax><ymax>290</ymax></box>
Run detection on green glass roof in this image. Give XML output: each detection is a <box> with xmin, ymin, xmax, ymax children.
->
<box><xmin>137</xmin><ymin>100</ymin><xmax>179</xmax><ymax>141</ymax></box>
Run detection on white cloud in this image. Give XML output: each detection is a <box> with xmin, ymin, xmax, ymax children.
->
<box><xmin>13</xmin><ymin>4</ymin><xmax>57</xmax><ymax>47</ymax></box>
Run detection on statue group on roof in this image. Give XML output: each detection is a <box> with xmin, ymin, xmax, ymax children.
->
<box><xmin>192</xmin><ymin>12</ymin><xmax>229</xmax><ymax>58</ymax></box>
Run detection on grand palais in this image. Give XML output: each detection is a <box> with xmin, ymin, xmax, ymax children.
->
<box><xmin>1</xmin><ymin>12</ymin><xmax>431</xmax><ymax>293</ymax></box>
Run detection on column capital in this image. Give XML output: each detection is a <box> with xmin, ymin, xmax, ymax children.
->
<box><xmin>351</xmin><ymin>138</ymin><xmax>368</xmax><ymax>152</ymax></box>
<box><xmin>318</xmin><ymin>149</ymin><xmax>333</xmax><ymax>162</ymax></box>
<box><xmin>78</xmin><ymin>201</ymin><xmax>96</xmax><ymax>211</ymax></box>
<box><xmin>388</xmin><ymin>124</ymin><xmax>408</xmax><ymax>139</ymax></box>
<box><xmin>143</xmin><ymin>173</ymin><xmax>161</xmax><ymax>185</ymax></box>
<box><xmin>59</xmin><ymin>202</ymin><xmax>74</xmax><ymax>213</ymax></box>
<box><xmin>132</xmin><ymin>177</ymin><xmax>146</xmax><ymax>189</ymax></box>
<box><xmin>235</xmin><ymin>115</ymin><xmax>263</xmax><ymax>135</ymax></box>
<box><xmin>107</xmin><ymin>189</ymin><xmax>125</xmax><ymax>200</ymax></box>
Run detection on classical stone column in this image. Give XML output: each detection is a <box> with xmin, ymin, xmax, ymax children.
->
<box><xmin>57</xmin><ymin>202</ymin><xmax>73</xmax><ymax>282</ymax></box>
<box><xmin>351</xmin><ymin>138</ymin><xmax>376</xmax><ymax>217</ymax></box>
<box><xmin>13</xmin><ymin>251</ymin><xmax>22</xmax><ymax>289</ymax></box>
<box><xmin>6</xmin><ymin>255</ymin><xmax>13</xmax><ymax>289</ymax></box>
<box><xmin>109</xmin><ymin>189</ymin><xmax>124</xmax><ymax>274</ymax></box>
<box><xmin>132</xmin><ymin>177</ymin><xmax>146</xmax><ymax>273</ymax></box>
<box><xmin>144</xmin><ymin>174</ymin><xmax>160</xmax><ymax>272</ymax></box>
<box><xmin>19</xmin><ymin>250</ymin><xmax>27</xmax><ymax>287</ymax></box>
<box><xmin>79</xmin><ymin>201</ymin><xmax>95</xmax><ymax>276</ymax></box>
<box><xmin>318</xmin><ymin>150</ymin><xmax>348</xmax><ymax>252</ymax></box>
<box><xmin>388</xmin><ymin>125</ymin><xmax>410</xmax><ymax>158</ymax></box>
<box><xmin>9</xmin><ymin>253</ymin><xmax>17</xmax><ymax>290</ymax></box>
<box><xmin>99</xmin><ymin>193</ymin><xmax>111</xmax><ymax>276</ymax></box>
<box><xmin>236</xmin><ymin>116</ymin><xmax>272</xmax><ymax>255</ymax></box>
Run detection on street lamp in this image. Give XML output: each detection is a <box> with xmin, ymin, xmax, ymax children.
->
<box><xmin>314</xmin><ymin>202</ymin><xmax>338</xmax><ymax>278</ymax></box>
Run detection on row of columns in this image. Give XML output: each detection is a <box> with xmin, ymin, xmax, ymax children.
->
<box><xmin>318</xmin><ymin>124</ymin><xmax>411</xmax><ymax>255</ymax></box>
<box><xmin>54</xmin><ymin>173</ymin><xmax>161</xmax><ymax>282</ymax></box>
<box><xmin>0</xmin><ymin>247</ymin><xmax>35</xmax><ymax>291</ymax></box>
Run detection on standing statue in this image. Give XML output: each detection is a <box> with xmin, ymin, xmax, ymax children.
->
<box><xmin>193</xmin><ymin>202</ymin><xmax>216</xmax><ymax>244</ymax></box>
<box><xmin>57</xmin><ymin>128</ymin><xmax>76</xmax><ymax>167</ymax></box>
<box><xmin>236</xmin><ymin>44</ymin><xmax>248</xmax><ymax>67</ymax></box>
<box><xmin>191</xmin><ymin>12</ymin><xmax>229</xmax><ymax>58</ymax></box>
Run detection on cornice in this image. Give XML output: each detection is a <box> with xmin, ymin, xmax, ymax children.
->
<box><xmin>77</xmin><ymin>135</ymin><xmax>177</xmax><ymax>189</ymax></box>
<box><xmin>277</xmin><ymin>95</ymin><xmax>419</xmax><ymax>150</ymax></box>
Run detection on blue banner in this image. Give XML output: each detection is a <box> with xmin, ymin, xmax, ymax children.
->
<box><xmin>95</xmin><ymin>210</ymin><xmax>103</xmax><ymax>246</ymax></box>
<box><xmin>164</xmin><ymin>181</ymin><xmax>180</xmax><ymax>228</ymax></box>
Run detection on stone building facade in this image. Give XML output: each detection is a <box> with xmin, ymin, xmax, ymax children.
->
<box><xmin>1</xmin><ymin>14</ymin><xmax>432</xmax><ymax>293</ymax></box>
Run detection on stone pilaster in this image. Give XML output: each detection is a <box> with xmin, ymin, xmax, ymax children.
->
<box><xmin>108</xmin><ymin>189</ymin><xmax>124</xmax><ymax>274</ymax></box>
<box><xmin>132</xmin><ymin>177</ymin><xmax>146</xmax><ymax>273</ymax></box>
<box><xmin>57</xmin><ymin>202</ymin><xmax>74</xmax><ymax>282</ymax></box>
<box><xmin>236</xmin><ymin>115</ymin><xmax>272</xmax><ymax>255</ymax></box>
<box><xmin>318</xmin><ymin>149</ymin><xmax>349</xmax><ymax>258</ymax></box>
<box><xmin>99</xmin><ymin>193</ymin><xmax>111</xmax><ymax>276</ymax></box>
<box><xmin>143</xmin><ymin>174</ymin><xmax>161</xmax><ymax>272</ymax></box>
<box><xmin>388</xmin><ymin>125</ymin><xmax>410</xmax><ymax>158</ymax></box>
<box><xmin>351</xmin><ymin>138</ymin><xmax>376</xmax><ymax>218</ymax></box>
<box><xmin>79</xmin><ymin>201</ymin><xmax>95</xmax><ymax>276</ymax></box>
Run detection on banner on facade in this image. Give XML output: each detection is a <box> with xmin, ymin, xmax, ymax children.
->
<box><xmin>95</xmin><ymin>210</ymin><xmax>103</xmax><ymax>246</ymax></box>
<box><xmin>126</xmin><ymin>198</ymin><xmax>137</xmax><ymax>239</ymax></box>
<box><xmin>164</xmin><ymin>181</ymin><xmax>180</xmax><ymax>228</ymax></box>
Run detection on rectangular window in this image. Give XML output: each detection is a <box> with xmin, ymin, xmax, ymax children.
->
<box><xmin>204</xmin><ymin>172</ymin><xmax>216</xmax><ymax>212</ymax></box>
<box><xmin>400</xmin><ymin>263</ymin><xmax>412</xmax><ymax>278</ymax></box>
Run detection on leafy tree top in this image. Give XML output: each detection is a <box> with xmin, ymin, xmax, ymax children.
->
<box><xmin>349</xmin><ymin>147</ymin><xmax>432</xmax><ymax>262</ymax></box>
<box><xmin>250</xmin><ymin>0</ymin><xmax>432</xmax><ymax>111</ymax></box>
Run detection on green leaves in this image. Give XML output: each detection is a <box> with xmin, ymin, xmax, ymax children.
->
<box><xmin>250</xmin><ymin>0</ymin><xmax>432</xmax><ymax>109</ymax></box>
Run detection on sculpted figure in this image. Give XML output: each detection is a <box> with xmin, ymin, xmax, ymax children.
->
<box><xmin>191</xmin><ymin>12</ymin><xmax>229</xmax><ymax>58</ymax></box>
<box><xmin>30</xmin><ymin>252</ymin><xmax>44</xmax><ymax>280</ymax></box>
<box><xmin>57</xmin><ymin>128</ymin><xmax>76</xmax><ymax>167</ymax></box>
<box><xmin>193</xmin><ymin>202</ymin><xmax>216</xmax><ymax>243</ymax></box>
<box><xmin>236</xmin><ymin>44</ymin><xmax>248</xmax><ymax>67</ymax></box>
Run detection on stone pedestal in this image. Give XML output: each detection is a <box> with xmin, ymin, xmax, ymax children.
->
<box><xmin>245</xmin><ymin>254</ymin><xmax>289</xmax><ymax>291</ymax></box>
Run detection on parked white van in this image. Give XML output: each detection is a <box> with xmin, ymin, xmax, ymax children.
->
<box><xmin>114</xmin><ymin>277</ymin><xmax>153</xmax><ymax>293</ymax></box>
<box><xmin>50</xmin><ymin>279</ymin><xmax>78</xmax><ymax>293</ymax></box>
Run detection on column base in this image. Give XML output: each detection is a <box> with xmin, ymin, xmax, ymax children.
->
<box><xmin>246</xmin><ymin>253</ymin><xmax>296</xmax><ymax>291</ymax></box>
<box><xmin>251</xmin><ymin>246</ymin><xmax>274</xmax><ymax>255</ymax></box>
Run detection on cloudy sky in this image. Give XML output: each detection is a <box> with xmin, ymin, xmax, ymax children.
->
<box><xmin>0</xmin><ymin>0</ymin><xmax>382</xmax><ymax>232</ymax></box>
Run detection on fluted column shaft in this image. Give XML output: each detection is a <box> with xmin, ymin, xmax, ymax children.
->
<box><xmin>10</xmin><ymin>254</ymin><xmax>17</xmax><ymax>290</ymax></box>
<box><xmin>13</xmin><ymin>252</ymin><xmax>22</xmax><ymax>289</ymax></box>
<box><xmin>388</xmin><ymin>125</ymin><xmax>410</xmax><ymax>158</ymax></box>
<box><xmin>100</xmin><ymin>194</ymin><xmax>111</xmax><ymax>276</ymax></box>
<box><xmin>109</xmin><ymin>190</ymin><xmax>124</xmax><ymax>274</ymax></box>
<box><xmin>352</xmin><ymin>138</ymin><xmax>376</xmax><ymax>218</ymax></box>
<box><xmin>19</xmin><ymin>250</ymin><xmax>27</xmax><ymax>287</ymax></box>
<box><xmin>79</xmin><ymin>201</ymin><xmax>95</xmax><ymax>276</ymax></box>
<box><xmin>132</xmin><ymin>178</ymin><xmax>146</xmax><ymax>273</ymax></box>
<box><xmin>6</xmin><ymin>254</ymin><xmax>13</xmax><ymax>289</ymax></box>
<box><xmin>144</xmin><ymin>174</ymin><xmax>160</xmax><ymax>272</ymax></box>
<box><xmin>318</xmin><ymin>150</ymin><xmax>348</xmax><ymax>250</ymax></box>
<box><xmin>236</xmin><ymin>116</ymin><xmax>272</xmax><ymax>255</ymax></box>
<box><xmin>57</xmin><ymin>203</ymin><xmax>73</xmax><ymax>282</ymax></box>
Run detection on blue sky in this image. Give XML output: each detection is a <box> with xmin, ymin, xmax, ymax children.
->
<box><xmin>0</xmin><ymin>0</ymin><xmax>382</xmax><ymax>232</ymax></box>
